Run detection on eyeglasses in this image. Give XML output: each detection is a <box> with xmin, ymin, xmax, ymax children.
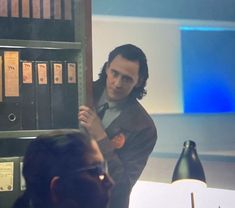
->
<box><xmin>66</xmin><ymin>161</ymin><xmax>108</xmax><ymax>181</ymax></box>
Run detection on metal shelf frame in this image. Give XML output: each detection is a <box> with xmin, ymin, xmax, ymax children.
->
<box><xmin>0</xmin><ymin>39</ymin><xmax>82</xmax><ymax>50</ymax></box>
<box><xmin>0</xmin><ymin>0</ymin><xmax>92</xmax><ymax>139</ymax></box>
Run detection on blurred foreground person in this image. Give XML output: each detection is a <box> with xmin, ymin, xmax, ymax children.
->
<box><xmin>12</xmin><ymin>130</ymin><xmax>114</xmax><ymax>208</ymax></box>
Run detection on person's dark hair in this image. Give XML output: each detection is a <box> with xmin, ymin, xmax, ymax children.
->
<box><xmin>97</xmin><ymin>44</ymin><xmax>149</xmax><ymax>100</ymax></box>
<box><xmin>12</xmin><ymin>130</ymin><xmax>109</xmax><ymax>208</ymax></box>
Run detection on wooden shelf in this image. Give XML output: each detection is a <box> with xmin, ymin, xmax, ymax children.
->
<box><xmin>0</xmin><ymin>130</ymin><xmax>60</xmax><ymax>138</ymax></box>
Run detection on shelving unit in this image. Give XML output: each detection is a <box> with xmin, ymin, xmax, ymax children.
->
<box><xmin>0</xmin><ymin>0</ymin><xmax>92</xmax><ymax>137</ymax></box>
<box><xmin>0</xmin><ymin>1</ymin><xmax>92</xmax><ymax>207</ymax></box>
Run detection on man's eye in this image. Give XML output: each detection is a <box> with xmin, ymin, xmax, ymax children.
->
<box><xmin>122</xmin><ymin>76</ymin><xmax>132</xmax><ymax>83</ymax></box>
<box><xmin>111</xmin><ymin>70</ymin><xmax>118</xmax><ymax>77</ymax></box>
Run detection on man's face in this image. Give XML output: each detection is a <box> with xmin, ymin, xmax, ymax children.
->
<box><xmin>105</xmin><ymin>55</ymin><xmax>140</xmax><ymax>102</ymax></box>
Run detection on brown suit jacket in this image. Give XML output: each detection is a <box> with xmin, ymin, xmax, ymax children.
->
<box><xmin>93</xmin><ymin>80</ymin><xmax>157</xmax><ymax>208</ymax></box>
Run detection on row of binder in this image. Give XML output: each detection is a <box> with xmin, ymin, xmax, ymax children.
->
<box><xmin>0</xmin><ymin>0</ymin><xmax>73</xmax><ymax>20</ymax></box>
<box><xmin>0</xmin><ymin>51</ymin><xmax>79</xmax><ymax>131</ymax></box>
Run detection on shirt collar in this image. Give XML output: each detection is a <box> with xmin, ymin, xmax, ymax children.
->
<box><xmin>97</xmin><ymin>90</ymin><xmax>127</xmax><ymax>110</ymax></box>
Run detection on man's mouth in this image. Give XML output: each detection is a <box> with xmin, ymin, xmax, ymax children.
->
<box><xmin>112</xmin><ymin>89</ymin><xmax>122</xmax><ymax>95</ymax></box>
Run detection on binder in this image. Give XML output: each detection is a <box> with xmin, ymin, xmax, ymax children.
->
<box><xmin>50</xmin><ymin>61</ymin><xmax>66</xmax><ymax>129</ymax></box>
<box><xmin>35</xmin><ymin>61</ymin><xmax>51</xmax><ymax>129</ymax></box>
<box><xmin>20</xmin><ymin>61</ymin><xmax>36</xmax><ymax>130</ymax></box>
<box><xmin>0</xmin><ymin>51</ymin><xmax>21</xmax><ymax>131</ymax></box>
<box><xmin>64</xmin><ymin>62</ymin><xmax>78</xmax><ymax>128</ymax></box>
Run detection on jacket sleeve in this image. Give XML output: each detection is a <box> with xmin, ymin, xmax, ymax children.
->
<box><xmin>120</xmin><ymin>125</ymin><xmax>157</xmax><ymax>186</ymax></box>
<box><xmin>98</xmin><ymin>123</ymin><xmax>157</xmax><ymax>187</ymax></box>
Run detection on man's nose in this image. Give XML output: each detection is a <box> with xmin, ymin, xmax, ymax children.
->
<box><xmin>114</xmin><ymin>76</ymin><xmax>122</xmax><ymax>87</ymax></box>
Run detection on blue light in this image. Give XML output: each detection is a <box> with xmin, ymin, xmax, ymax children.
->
<box><xmin>181</xmin><ymin>30</ymin><xmax>235</xmax><ymax>113</ymax></box>
<box><xmin>180</xmin><ymin>26</ymin><xmax>235</xmax><ymax>32</ymax></box>
<box><xmin>183</xmin><ymin>79</ymin><xmax>235</xmax><ymax>113</ymax></box>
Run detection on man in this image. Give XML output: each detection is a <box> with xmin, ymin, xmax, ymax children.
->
<box><xmin>79</xmin><ymin>44</ymin><xmax>157</xmax><ymax>208</ymax></box>
<box><xmin>13</xmin><ymin>130</ymin><xmax>114</xmax><ymax>208</ymax></box>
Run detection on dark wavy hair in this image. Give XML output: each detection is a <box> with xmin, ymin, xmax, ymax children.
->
<box><xmin>97</xmin><ymin>44</ymin><xmax>149</xmax><ymax>100</ymax></box>
<box><xmin>12</xmin><ymin>130</ymin><xmax>106</xmax><ymax>208</ymax></box>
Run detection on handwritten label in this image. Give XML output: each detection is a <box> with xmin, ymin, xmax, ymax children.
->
<box><xmin>22</xmin><ymin>62</ymin><xmax>33</xmax><ymax>84</ymax></box>
<box><xmin>53</xmin><ymin>63</ymin><xmax>63</xmax><ymax>84</ymax></box>
<box><xmin>37</xmin><ymin>63</ymin><xmax>47</xmax><ymax>84</ymax></box>
<box><xmin>0</xmin><ymin>162</ymin><xmax>14</xmax><ymax>192</ymax></box>
<box><xmin>4</xmin><ymin>51</ymin><xmax>19</xmax><ymax>97</ymax></box>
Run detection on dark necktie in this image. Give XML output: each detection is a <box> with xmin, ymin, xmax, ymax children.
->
<box><xmin>97</xmin><ymin>103</ymin><xmax>109</xmax><ymax>120</ymax></box>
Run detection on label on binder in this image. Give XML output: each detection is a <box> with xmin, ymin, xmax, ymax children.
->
<box><xmin>64</xmin><ymin>0</ymin><xmax>72</xmax><ymax>20</ymax></box>
<box><xmin>11</xmin><ymin>0</ymin><xmax>19</xmax><ymax>17</ymax></box>
<box><xmin>0</xmin><ymin>162</ymin><xmax>14</xmax><ymax>192</ymax></box>
<box><xmin>43</xmin><ymin>0</ymin><xmax>51</xmax><ymax>19</ymax></box>
<box><xmin>22</xmin><ymin>0</ymin><xmax>30</xmax><ymax>18</ymax></box>
<box><xmin>4</xmin><ymin>51</ymin><xmax>19</xmax><ymax>97</ymax></box>
<box><xmin>37</xmin><ymin>63</ymin><xmax>48</xmax><ymax>84</ymax></box>
<box><xmin>54</xmin><ymin>0</ymin><xmax>61</xmax><ymax>19</ymax></box>
<box><xmin>53</xmin><ymin>63</ymin><xmax>63</xmax><ymax>84</ymax></box>
<box><xmin>32</xmin><ymin>0</ymin><xmax>41</xmax><ymax>18</ymax></box>
<box><xmin>22</xmin><ymin>61</ymin><xmax>33</xmax><ymax>84</ymax></box>
<box><xmin>0</xmin><ymin>0</ymin><xmax>8</xmax><ymax>17</ymax></box>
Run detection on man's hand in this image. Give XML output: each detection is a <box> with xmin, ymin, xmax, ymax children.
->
<box><xmin>78</xmin><ymin>105</ymin><xmax>107</xmax><ymax>141</ymax></box>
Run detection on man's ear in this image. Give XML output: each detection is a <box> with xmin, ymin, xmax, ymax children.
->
<box><xmin>50</xmin><ymin>176</ymin><xmax>60</xmax><ymax>204</ymax></box>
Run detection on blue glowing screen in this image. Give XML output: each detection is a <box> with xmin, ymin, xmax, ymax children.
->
<box><xmin>181</xmin><ymin>29</ymin><xmax>235</xmax><ymax>113</ymax></box>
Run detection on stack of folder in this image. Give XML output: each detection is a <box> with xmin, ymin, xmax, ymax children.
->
<box><xmin>0</xmin><ymin>50</ymin><xmax>79</xmax><ymax>131</ymax></box>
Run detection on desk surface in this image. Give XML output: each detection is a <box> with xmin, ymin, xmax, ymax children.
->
<box><xmin>130</xmin><ymin>180</ymin><xmax>235</xmax><ymax>208</ymax></box>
